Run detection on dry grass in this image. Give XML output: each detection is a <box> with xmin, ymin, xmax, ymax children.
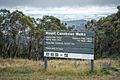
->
<box><xmin>0</xmin><ymin>58</ymin><xmax>120</xmax><ymax>80</ymax></box>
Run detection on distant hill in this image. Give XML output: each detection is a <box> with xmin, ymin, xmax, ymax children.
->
<box><xmin>64</xmin><ymin>20</ymin><xmax>88</xmax><ymax>31</ymax></box>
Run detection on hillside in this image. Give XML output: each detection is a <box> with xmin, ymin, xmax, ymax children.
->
<box><xmin>64</xmin><ymin>20</ymin><xmax>87</xmax><ymax>31</ymax></box>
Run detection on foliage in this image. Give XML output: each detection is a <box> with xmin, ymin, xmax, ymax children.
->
<box><xmin>0</xmin><ymin>9</ymin><xmax>66</xmax><ymax>59</ymax></box>
<box><xmin>1</xmin><ymin>6</ymin><xmax>120</xmax><ymax>59</ymax></box>
<box><xmin>86</xmin><ymin>6</ymin><xmax>120</xmax><ymax>58</ymax></box>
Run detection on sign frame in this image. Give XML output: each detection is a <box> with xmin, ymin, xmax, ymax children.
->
<box><xmin>44</xmin><ymin>30</ymin><xmax>95</xmax><ymax>60</ymax></box>
<box><xmin>43</xmin><ymin>30</ymin><xmax>95</xmax><ymax>71</ymax></box>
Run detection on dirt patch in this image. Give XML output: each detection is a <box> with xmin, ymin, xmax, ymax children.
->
<box><xmin>111</xmin><ymin>74</ymin><xmax>120</xmax><ymax>80</ymax></box>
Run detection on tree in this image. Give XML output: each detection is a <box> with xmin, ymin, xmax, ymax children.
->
<box><xmin>40</xmin><ymin>15</ymin><xmax>66</xmax><ymax>30</ymax></box>
<box><xmin>86</xmin><ymin>6</ymin><xmax>120</xmax><ymax>58</ymax></box>
<box><xmin>0</xmin><ymin>9</ymin><xmax>67</xmax><ymax>59</ymax></box>
<box><xmin>0</xmin><ymin>9</ymin><xmax>10</xmax><ymax>58</ymax></box>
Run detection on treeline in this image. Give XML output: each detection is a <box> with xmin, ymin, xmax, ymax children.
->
<box><xmin>0</xmin><ymin>6</ymin><xmax>120</xmax><ymax>59</ymax></box>
<box><xmin>0</xmin><ymin>9</ymin><xmax>66</xmax><ymax>59</ymax></box>
<box><xmin>86</xmin><ymin>6</ymin><xmax>120</xmax><ymax>58</ymax></box>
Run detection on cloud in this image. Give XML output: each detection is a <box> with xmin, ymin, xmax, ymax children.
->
<box><xmin>0</xmin><ymin>0</ymin><xmax>119</xmax><ymax>21</ymax></box>
<box><xmin>7</xmin><ymin>6</ymin><xmax>116</xmax><ymax>15</ymax></box>
<box><xmin>0</xmin><ymin>6</ymin><xmax>117</xmax><ymax>21</ymax></box>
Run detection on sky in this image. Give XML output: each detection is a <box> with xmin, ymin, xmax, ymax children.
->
<box><xmin>0</xmin><ymin>0</ymin><xmax>120</xmax><ymax>21</ymax></box>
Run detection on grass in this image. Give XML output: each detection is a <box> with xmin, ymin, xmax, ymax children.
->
<box><xmin>0</xmin><ymin>58</ymin><xmax>120</xmax><ymax>80</ymax></box>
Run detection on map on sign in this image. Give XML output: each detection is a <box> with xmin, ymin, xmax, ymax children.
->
<box><xmin>44</xmin><ymin>31</ymin><xmax>95</xmax><ymax>60</ymax></box>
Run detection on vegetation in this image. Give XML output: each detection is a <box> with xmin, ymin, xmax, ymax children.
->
<box><xmin>86</xmin><ymin>6</ymin><xmax>120</xmax><ymax>59</ymax></box>
<box><xmin>0</xmin><ymin>6</ymin><xmax>120</xmax><ymax>80</ymax></box>
<box><xmin>0</xmin><ymin>6</ymin><xmax>120</xmax><ymax>59</ymax></box>
<box><xmin>0</xmin><ymin>59</ymin><xmax>120</xmax><ymax>80</ymax></box>
<box><xmin>0</xmin><ymin>10</ymin><xmax>66</xmax><ymax>59</ymax></box>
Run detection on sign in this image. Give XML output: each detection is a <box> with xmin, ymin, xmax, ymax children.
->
<box><xmin>44</xmin><ymin>31</ymin><xmax>95</xmax><ymax>60</ymax></box>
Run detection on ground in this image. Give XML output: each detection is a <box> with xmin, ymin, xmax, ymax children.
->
<box><xmin>111</xmin><ymin>74</ymin><xmax>120</xmax><ymax>80</ymax></box>
<box><xmin>0</xmin><ymin>58</ymin><xmax>120</xmax><ymax>80</ymax></box>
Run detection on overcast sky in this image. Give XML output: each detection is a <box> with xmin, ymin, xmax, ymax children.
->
<box><xmin>0</xmin><ymin>0</ymin><xmax>120</xmax><ymax>20</ymax></box>
<box><xmin>0</xmin><ymin>0</ymin><xmax>120</xmax><ymax>8</ymax></box>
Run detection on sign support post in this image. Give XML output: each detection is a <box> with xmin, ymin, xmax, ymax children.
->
<box><xmin>90</xmin><ymin>60</ymin><xmax>94</xmax><ymax>71</ymax></box>
<box><xmin>44</xmin><ymin>57</ymin><xmax>48</xmax><ymax>71</ymax></box>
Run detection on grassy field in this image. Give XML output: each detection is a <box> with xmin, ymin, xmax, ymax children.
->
<box><xmin>0</xmin><ymin>58</ymin><xmax>120</xmax><ymax>80</ymax></box>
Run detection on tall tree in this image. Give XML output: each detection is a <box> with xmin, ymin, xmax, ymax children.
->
<box><xmin>86</xmin><ymin>6</ymin><xmax>120</xmax><ymax>58</ymax></box>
